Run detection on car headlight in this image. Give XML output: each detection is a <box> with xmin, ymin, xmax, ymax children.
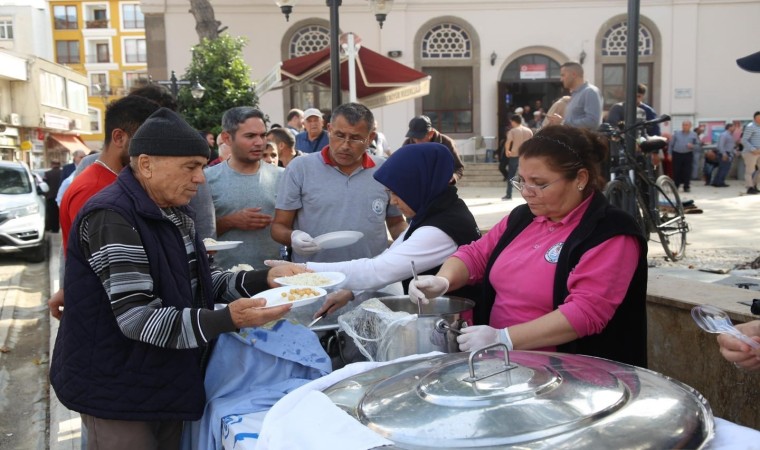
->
<box><xmin>1</xmin><ymin>203</ymin><xmax>40</xmax><ymax>219</ymax></box>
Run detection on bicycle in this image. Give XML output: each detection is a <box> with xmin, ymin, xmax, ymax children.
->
<box><xmin>601</xmin><ymin>115</ymin><xmax>689</xmax><ymax>261</ymax></box>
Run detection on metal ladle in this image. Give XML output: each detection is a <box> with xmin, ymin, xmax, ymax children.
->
<box><xmin>410</xmin><ymin>260</ymin><xmax>422</xmax><ymax>316</ymax></box>
<box><xmin>691</xmin><ymin>305</ymin><xmax>760</xmax><ymax>349</ymax></box>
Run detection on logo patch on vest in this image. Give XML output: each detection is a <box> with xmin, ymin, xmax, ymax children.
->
<box><xmin>545</xmin><ymin>242</ymin><xmax>563</xmax><ymax>263</ymax></box>
<box><xmin>372</xmin><ymin>198</ymin><xmax>385</xmax><ymax>215</ymax></box>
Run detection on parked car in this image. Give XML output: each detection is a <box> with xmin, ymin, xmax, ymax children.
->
<box><xmin>0</xmin><ymin>161</ymin><xmax>49</xmax><ymax>262</ymax></box>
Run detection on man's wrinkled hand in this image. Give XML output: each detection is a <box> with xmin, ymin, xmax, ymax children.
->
<box><xmin>408</xmin><ymin>275</ymin><xmax>449</xmax><ymax>305</ymax></box>
<box><xmin>48</xmin><ymin>289</ymin><xmax>65</xmax><ymax>320</ymax></box>
<box><xmin>228</xmin><ymin>297</ymin><xmax>291</xmax><ymax>328</ymax></box>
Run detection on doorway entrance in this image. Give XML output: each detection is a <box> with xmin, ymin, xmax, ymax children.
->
<box><xmin>497</xmin><ymin>54</ymin><xmax>564</xmax><ymax>145</ymax></box>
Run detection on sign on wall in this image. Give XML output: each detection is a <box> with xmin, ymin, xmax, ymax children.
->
<box><xmin>520</xmin><ymin>64</ymin><xmax>547</xmax><ymax>80</ymax></box>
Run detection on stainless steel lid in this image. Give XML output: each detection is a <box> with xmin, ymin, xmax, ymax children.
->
<box><xmin>324</xmin><ymin>345</ymin><xmax>714</xmax><ymax>449</ymax></box>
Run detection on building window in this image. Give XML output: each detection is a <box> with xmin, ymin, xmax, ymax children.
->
<box><xmin>89</xmin><ymin>107</ymin><xmax>101</xmax><ymax>133</ymax></box>
<box><xmin>599</xmin><ymin>20</ymin><xmax>656</xmax><ymax>109</ymax></box>
<box><xmin>54</xmin><ymin>5</ymin><xmax>78</xmax><ymax>30</ymax></box>
<box><xmin>67</xmin><ymin>80</ymin><xmax>88</xmax><ymax>114</ymax></box>
<box><xmin>122</xmin><ymin>4</ymin><xmax>144</xmax><ymax>29</ymax></box>
<box><xmin>123</xmin><ymin>38</ymin><xmax>146</xmax><ymax>63</ymax></box>
<box><xmin>287</xmin><ymin>24</ymin><xmax>331</xmax><ymax>110</ymax></box>
<box><xmin>96</xmin><ymin>43</ymin><xmax>110</xmax><ymax>63</ymax></box>
<box><xmin>0</xmin><ymin>19</ymin><xmax>13</xmax><ymax>40</ymax></box>
<box><xmin>56</xmin><ymin>40</ymin><xmax>80</xmax><ymax>64</ymax></box>
<box><xmin>124</xmin><ymin>72</ymin><xmax>148</xmax><ymax>91</ymax></box>
<box><xmin>86</xmin><ymin>7</ymin><xmax>108</xmax><ymax>29</ymax></box>
<box><xmin>90</xmin><ymin>73</ymin><xmax>108</xmax><ymax>95</ymax></box>
<box><xmin>420</xmin><ymin>22</ymin><xmax>474</xmax><ymax>134</ymax></box>
<box><xmin>40</xmin><ymin>71</ymin><xmax>68</xmax><ymax>109</ymax></box>
<box><xmin>601</xmin><ymin>22</ymin><xmax>653</xmax><ymax>57</ymax></box>
<box><xmin>422</xmin><ymin>23</ymin><xmax>471</xmax><ymax>59</ymax></box>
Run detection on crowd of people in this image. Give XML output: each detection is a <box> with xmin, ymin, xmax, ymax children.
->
<box><xmin>44</xmin><ymin>55</ymin><xmax>760</xmax><ymax>449</ymax></box>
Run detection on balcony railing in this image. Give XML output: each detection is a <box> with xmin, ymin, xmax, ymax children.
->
<box><xmin>85</xmin><ymin>19</ymin><xmax>109</xmax><ymax>29</ymax></box>
<box><xmin>86</xmin><ymin>55</ymin><xmax>111</xmax><ymax>64</ymax></box>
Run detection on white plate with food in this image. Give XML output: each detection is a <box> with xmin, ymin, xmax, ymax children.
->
<box><xmin>253</xmin><ymin>285</ymin><xmax>327</xmax><ymax>309</ymax></box>
<box><xmin>274</xmin><ymin>271</ymin><xmax>347</xmax><ymax>288</ymax></box>
<box><xmin>202</xmin><ymin>238</ymin><xmax>243</xmax><ymax>251</ymax></box>
<box><xmin>313</xmin><ymin>231</ymin><xmax>364</xmax><ymax>250</ymax></box>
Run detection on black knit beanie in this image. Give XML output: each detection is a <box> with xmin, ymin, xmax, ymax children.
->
<box><xmin>128</xmin><ymin>107</ymin><xmax>210</xmax><ymax>158</ymax></box>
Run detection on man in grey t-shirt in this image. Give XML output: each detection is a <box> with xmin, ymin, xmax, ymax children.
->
<box><xmin>205</xmin><ymin>106</ymin><xmax>284</xmax><ymax>270</ymax></box>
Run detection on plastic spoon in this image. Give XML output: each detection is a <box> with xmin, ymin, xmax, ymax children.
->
<box><xmin>691</xmin><ymin>305</ymin><xmax>760</xmax><ymax>349</ymax></box>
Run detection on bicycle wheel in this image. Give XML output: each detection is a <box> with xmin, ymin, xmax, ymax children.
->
<box><xmin>654</xmin><ymin>175</ymin><xmax>688</xmax><ymax>261</ymax></box>
<box><xmin>604</xmin><ymin>178</ymin><xmax>647</xmax><ymax>238</ymax></box>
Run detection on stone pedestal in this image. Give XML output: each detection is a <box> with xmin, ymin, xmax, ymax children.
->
<box><xmin>647</xmin><ymin>274</ymin><xmax>760</xmax><ymax>429</ymax></box>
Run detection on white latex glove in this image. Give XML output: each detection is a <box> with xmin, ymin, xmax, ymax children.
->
<box><xmin>408</xmin><ymin>275</ymin><xmax>449</xmax><ymax>305</ymax></box>
<box><xmin>291</xmin><ymin>230</ymin><xmax>321</xmax><ymax>256</ymax></box>
<box><xmin>456</xmin><ymin>326</ymin><xmax>513</xmax><ymax>352</ymax></box>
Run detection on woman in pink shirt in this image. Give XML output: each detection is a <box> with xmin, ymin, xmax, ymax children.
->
<box><xmin>410</xmin><ymin>125</ymin><xmax>648</xmax><ymax>367</ymax></box>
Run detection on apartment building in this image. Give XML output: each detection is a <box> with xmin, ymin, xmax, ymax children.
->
<box><xmin>49</xmin><ymin>0</ymin><xmax>148</xmax><ymax>149</ymax></box>
<box><xmin>0</xmin><ymin>1</ymin><xmax>89</xmax><ymax>168</ymax></box>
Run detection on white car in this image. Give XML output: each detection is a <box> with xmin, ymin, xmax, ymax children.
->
<box><xmin>0</xmin><ymin>161</ymin><xmax>48</xmax><ymax>262</ymax></box>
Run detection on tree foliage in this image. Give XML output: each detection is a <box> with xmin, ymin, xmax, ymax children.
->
<box><xmin>178</xmin><ymin>35</ymin><xmax>258</xmax><ymax>134</ymax></box>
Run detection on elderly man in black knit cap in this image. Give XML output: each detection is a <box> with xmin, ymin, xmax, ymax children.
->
<box><xmin>50</xmin><ymin>108</ymin><xmax>305</xmax><ymax>449</ymax></box>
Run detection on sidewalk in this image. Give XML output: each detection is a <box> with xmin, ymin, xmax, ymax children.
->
<box><xmin>46</xmin><ymin>180</ymin><xmax>760</xmax><ymax>449</ymax></box>
<box><xmin>48</xmin><ymin>232</ymin><xmax>81</xmax><ymax>450</ymax></box>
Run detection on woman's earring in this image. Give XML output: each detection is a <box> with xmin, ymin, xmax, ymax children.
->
<box><xmin>578</xmin><ymin>185</ymin><xmax>584</xmax><ymax>191</ymax></box>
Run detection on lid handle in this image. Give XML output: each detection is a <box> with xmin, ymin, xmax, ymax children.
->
<box><xmin>463</xmin><ymin>342</ymin><xmax>516</xmax><ymax>383</ymax></box>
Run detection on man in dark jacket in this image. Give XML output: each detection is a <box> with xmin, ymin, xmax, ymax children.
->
<box><xmin>50</xmin><ymin>108</ymin><xmax>304</xmax><ymax>449</ymax></box>
<box><xmin>402</xmin><ymin>115</ymin><xmax>465</xmax><ymax>184</ymax></box>
<box><xmin>43</xmin><ymin>160</ymin><xmax>62</xmax><ymax>232</ymax></box>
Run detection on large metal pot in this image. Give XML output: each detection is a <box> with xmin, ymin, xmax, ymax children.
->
<box><xmin>323</xmin><ymin>345</ymin><xmax>714</xmax><ymax>449</ymax></box>
<box><xmin>374</xmin><ymin>296</ymin><xmax>474</xmax><ymax>360</ymax></box>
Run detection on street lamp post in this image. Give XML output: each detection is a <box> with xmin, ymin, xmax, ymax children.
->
<box><xmin>276</xmin><ymin>0</ymin><xmax>393</xmax><ymax>111</ymax></box>
<box><xmin>156</xmin><ymin>70</ymin><xmax>206</xmax><ymax>100</ymax></box>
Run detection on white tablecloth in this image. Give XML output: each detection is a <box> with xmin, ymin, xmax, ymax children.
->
<box><xmin>221</xmin><ymin>356</ymin><xmax>760</xmax><ymax>450</ymax></box>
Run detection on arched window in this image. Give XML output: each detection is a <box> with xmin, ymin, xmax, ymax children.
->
<box><xmin>598</xmin><ymin>19</ymin><xmax>657</xmax><ymax>109</ymax></box>
<box><xmin>418</xmin><ymin>20</ymin><xmax>478</xmax><ymax>134</ymax></box>
<box><xmin>286</xmin><ymin>24</ymin><xmax>331</xmax><ymax>111</ymax></box>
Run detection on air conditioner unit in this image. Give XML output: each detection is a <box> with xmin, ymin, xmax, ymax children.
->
<box><xmin>9</xmin><ymin>113</ymin><xmax>20</xmax><ymax>126</ymax></box>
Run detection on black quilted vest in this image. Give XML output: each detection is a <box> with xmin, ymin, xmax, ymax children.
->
<box><xmin>50</xmin><ymin>167</ymin><xmax>215</xmax><ymax>420</ymax></box>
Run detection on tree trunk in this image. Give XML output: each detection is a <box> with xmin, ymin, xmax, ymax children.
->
<box><xmin>188</xmin><ymin>0</ymin><xmax>222</xmax><ymax>41</ymax></box>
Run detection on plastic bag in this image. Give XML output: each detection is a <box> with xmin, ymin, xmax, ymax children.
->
<box><xmin>337</xmin><ymin>298</ymin><xmax>416</xmax><ymax>361</ymax></box>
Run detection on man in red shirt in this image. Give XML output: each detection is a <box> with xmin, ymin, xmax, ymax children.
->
<box><xmin>49</xmin><ymin>96</ymin><xmax>160</xmax><ymax>319</ymax></box>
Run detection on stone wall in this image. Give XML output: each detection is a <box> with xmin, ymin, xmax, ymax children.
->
<box><xmin>647</xmin><ymin>274</ymin><xmax>760</xmax><ymax>429</ymax></box>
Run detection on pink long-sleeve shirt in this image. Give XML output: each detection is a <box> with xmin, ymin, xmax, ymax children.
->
<box><xmin>453</xmin><ymin>194</ymin><xmax>640</xmax><ymax>351</ymax></box>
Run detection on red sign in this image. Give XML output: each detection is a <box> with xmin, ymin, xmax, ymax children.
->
<box><xmin>520</xmin><ymin>64</ymin><xmax>547</xmax><ymax>80</ymax></box>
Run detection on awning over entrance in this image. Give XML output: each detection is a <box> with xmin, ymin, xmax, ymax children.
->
<box><xmin>278</xmin><ymin>45</ymin><xmax>431</xmax><ymax>109</ymax></box>
<box><xmin>47</xmin><ymin>134</ymin><xmax>90</xmax><ymax>154</ymax></box>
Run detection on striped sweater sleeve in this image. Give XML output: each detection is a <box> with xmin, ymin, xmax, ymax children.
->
<box><xmin>80</xmin><ymin>209</ymin><xmax>236</xmax><ymax>348</ymax></box>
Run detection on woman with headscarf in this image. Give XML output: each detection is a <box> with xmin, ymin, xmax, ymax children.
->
<box><xmin>270</xmin><ymin>143</ymin><xmax>481</xmax><ymax>317</ymax></box>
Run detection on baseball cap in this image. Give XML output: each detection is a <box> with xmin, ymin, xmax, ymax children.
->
<box><xmin>405</xmin><ymin>115</ymin><xmax>432</xmax><ymax>139</ymax></box>
<box><xmin>737</xmin><ymin>50</ymin><xmax>760</xmax><ymax>73</ymax></box>
<box><xmin>303</xmin><ymin>108</ymin><xmax>323</xmax><ymax>119</ymax></box>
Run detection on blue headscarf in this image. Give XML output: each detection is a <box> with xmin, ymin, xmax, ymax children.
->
<box><xmin>373</xmin><ymin>143</ymin><xmax>454</xmax><ymax>225</ymax></box>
